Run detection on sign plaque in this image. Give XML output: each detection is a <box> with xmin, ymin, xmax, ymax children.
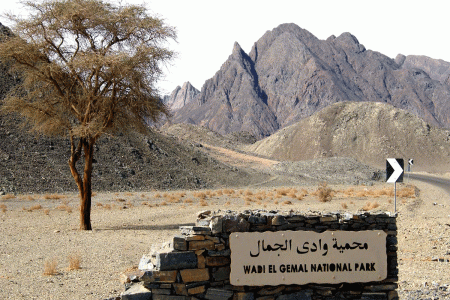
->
<box><xmin>230</xmin><ymin>230</ymin><xmax>387</xmax><ymax>286</ymax></box>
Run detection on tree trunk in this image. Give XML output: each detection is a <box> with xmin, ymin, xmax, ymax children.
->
<box><xmin>68</xmin><ymin>136</ymin><xmax>95</xmax><ymax>230</ymax></box>
<box><xmin>80</xmin><ymin>138</ymin><xmax>94</xmax><ymax>230</ymax></box>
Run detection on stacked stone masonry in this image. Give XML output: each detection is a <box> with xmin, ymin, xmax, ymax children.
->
<box><xmin>121</xmin><ymin>210</ymin><xmax>398</xmax><ymax>300</ymax></box>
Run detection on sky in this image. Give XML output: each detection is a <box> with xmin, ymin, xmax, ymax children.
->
<box><xmin>1</xmin><ymin>0</ymin><xmax>448</xmax><ymax>94</ymax></box>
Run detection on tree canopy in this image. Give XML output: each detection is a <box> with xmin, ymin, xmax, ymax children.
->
<box><xmin>0</xmin><ymin>0</ymin><xmax>176</xmax><ymax>229</ymax></box>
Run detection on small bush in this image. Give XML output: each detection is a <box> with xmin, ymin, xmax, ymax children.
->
<box><xmin>341</xmin><ymin>202</ymin><xmax>348</xmax><ymax>209</ymax></box>
<box><xmin>44</xmin><ymin>194</ymin><xmax>65</xmax><ymax>200</ymax></box>
<box><xmin>362</xmin><ymin>201</ymin><xmax>380</xmax><ymax>211</ymax></box>
<box><xmin>193</xmin><ymin>192</ymin><xmax>207</xmax><ymax>200</ymax></box>
<box><xmin>316</xmin><ymin>182</ymin><xmax>333</xmax><ymax>202</ymax></box>
<box><xmin>67</xmin><ymin>253</ymin><xmax>81</xmax><ymax>271</ymax></box>
<box><xmin>43</xmin><ymin>258</ymin><xmax>58</xmax><ymax>276</ymax></box>
<box><xmin>0</xmin><ymin>204</ymin><xmax>7</xmax><ymax>213</ymax></box>
<box><xmin>2</xmin><ymin>194</ymin><xmax>15</xmax><ymax>200</ymax></box>
<box><xmin>56</xmin><ymin>204</ymin><xmax>72</xmax><ymax>213</ymax></box>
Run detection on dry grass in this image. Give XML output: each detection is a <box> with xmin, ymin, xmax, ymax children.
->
<box><xmin>22</xmin><ymin>204</ymin><xmax>43</xmax><ymax>212</ymax></box>
<box><xmin>43</xmin><ymin>194</ymin><xmax>66</xmax><ymax>200</ymax></box>
<box><xmin>67</xmin><ymin>253</ymin><xmax>81</xmax><ymax>271</ymax></box>
<box><xmin>192</xmin><ymin>192</ymin><xmax>206</xmax><ymax>200</ymax></box>
<box><xmin>222</xmin><ymin>189</ymin><xmax>235</xmax><ymax>195</ymax></box>
<box><xmin>244</xmin><ymin>190</ymin><xmax>253</xmax><ymax>196</ymax></box>
<box><xmin>116</xmin><ymin>198</ymin><xmax>126</xmax><ymax>202</ymax></box>
<box><xmin>2</xmin><ymin>194</ymin><xmax>15</xmax><ymax>200</ymax></box>
<box><xmin>316</xmin><ymin>182</ymin><xmax>333</xmax><ymax>202</ymax></box>
<box><xmin>183</xmin><ymin>198</ymin><xmax>193</xmax><ymax>204</ymax></box>
<box><xmin>341</xmin><ymin>202</ymin><xmax>348</xmax><ymax>209</ymax></box>
<box><xmin>282</xmin><ymin>200</ymin><xmax>292</xmax><ymax>205</ymax></box>
<box><xmin>0</xmin><ymin>204</ymin><xmax>7</xmax><ymax>213</ymax></box>
<box><xmin>199</xmin><ymin>199</ymin><xmax>208</xmax><ymax>207</ymax></box>
<box><xmin>43</xmin><ymin>258</ymin><xmax>58</xmax><ymax>276</ymax></box>
<box><xmin>398</xmin><ymin>186</ymin><xmax>416</xmax><ymax>198</ymax></box>
<box><xmin>43</xmin><ymin>209</ymin><xmax>50</xmax><ymax>215</ymax></box>
<box><xmin>361</xmin><ymin>201</ymin><xmax>380</xmax><ymax>211</ymax></box>
<box><xmin>56</xmin><ymin>204</ymin><xmax>72</xmax><ymax>213</ymax></box>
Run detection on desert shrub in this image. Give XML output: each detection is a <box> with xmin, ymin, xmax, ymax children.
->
<box><xmin>56</xmin><ymin>204</ymin><xmax>72</xmax><ymax>213</ymax></box>
<box><xmin>282</xmin><ymin>200</ymin><xmax>292</xmax><ymax>205</ymax></box>
<box><xmin>116</xmin><ymin>198</ymin><xmax>126</xmax><ymax>202</ymax></box>
<box><xmin>22</xmin><ymin>204</ymin><xmax>43</xmax><ymax>212</ymax></box>
<box><xmin>44</xmin><ymin>194</ymin><xmax>65</xmax><ymax>200</ymax></box>
<box><xmin>276</xmin><ymin>188</ymin><xmax>289</xmax><ymax>196</ymax></box>
<box><xmin>193</xmin><ymin>192</ymin><xmax>207</xmax><ymax>200</ymax></box>
<box><xmin>0</xmin><ymin>204</ymin><xmax>7</xmax><ymax>213</ymax></box>
<box><xmin>316</xmin><ymin>182</ymin><xmax>333</xmax><ymax>202</ymax></box>
<box><xmin>398</xmin><ymin>186</ymin><xmax>416</xmax><ymax>198</ymax></box>
<box><xmin>361</xmin><ymin>201</ymin><xmax>380</xmax><ymax>211</ymax></box>
<box><xmin>244</xmin><ymin>190</ymin><xmax>253</xmax><ymax>196</ymax></box>
<box><xmin>2</xmin><ymin>194</ymin><xmax>15</xmax><ymax>200</ymax></box>
<box><xmin>341</xmin><ymin>202</ymin><xmax>348</xmax><ymax>209</ymax></box>
<box><xmin>224</xmin><ymin>201</ymin><xmax>231</xmax><ymax>206</ymax></box>
<box><xmin>67</xmin><ymin>253</ymin><xmax>81</xmax><ymax>271</ymax></box>
<box><xmin>43</xmin><ymin>258</ymin><xmax>58</xmax><ymax>276</ymax></box>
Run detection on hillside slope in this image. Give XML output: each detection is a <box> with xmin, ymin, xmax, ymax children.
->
<box><xmin>246</xmin><ymin>101</ymin><xmax>450</xmax><ymax>172</ymax></box>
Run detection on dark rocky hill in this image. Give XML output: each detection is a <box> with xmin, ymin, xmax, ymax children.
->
<box><xmin>246</xmin><ymin>101</ymin><xmax>450</xmax><ymax>173</ymax></box>
<box><xmin>172</xmin><ymin>23</ymin><xmax>450</xmax><ymax>138</ymax></box>
<box><xmin>0</xmin><ymin>114</ymin><xmax>256</xmax><ymax>194</ymax></box>
<box><xmin>0</xmin><ymin>23</ymin><xmax>255</xmax><ymax>194</ymax></box>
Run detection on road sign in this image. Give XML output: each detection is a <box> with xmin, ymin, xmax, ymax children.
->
<box><xmin>408</xmin><ymin>159</ymin><xmax>413</xmax><ymax>166</ymax></box>
<box><xmin>386</xmin><ymin>158</ymin><xmax>404</xmax><ymax>183</ymax></box>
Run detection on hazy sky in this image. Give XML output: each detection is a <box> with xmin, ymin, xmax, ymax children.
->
<box><xmin>1</xmin><ymin>0</ymin><xmax>448</xmax><ymax>94</ymax></box>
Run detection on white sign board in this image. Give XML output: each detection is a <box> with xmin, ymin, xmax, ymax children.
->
<box><xmin>230</xmin><ymin>230</ymin><xmax>387</xmax><ymax>286</ymax></box>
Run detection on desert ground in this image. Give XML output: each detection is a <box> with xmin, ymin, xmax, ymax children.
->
<box><xmin>1</xmin><ymin>143</ymin><xmax>450</xmax><ymax>300</ymax></box>
<box><xmin>0</xmin><ymin>177</ymin><xmax>449</xmax><ymax>299</ymax></box>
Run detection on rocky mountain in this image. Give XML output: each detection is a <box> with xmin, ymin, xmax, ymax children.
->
<box><xmin>396</xmin><ymin>54</ymin><xmax>450</xmax><ymax>85</ymax></box>
<box><xmin>246</xmin><ymin>101</ymin><xmax>450</xmax><ymax>173</ymax></box>
<box><xmin>172</xmin><ymin>23</ymin><xmax>450</xmax><ymax>138</ymax></box>
<box><xmin>163</xmin><ymin>81</ymin><xmax>199</xmax><ymax>111</ymax></box>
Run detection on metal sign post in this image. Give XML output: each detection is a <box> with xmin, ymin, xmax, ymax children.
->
<box><xmin>386</xmin><ymin>158</ymin><xmax>404</xmax><ymax>213</ymax></box>
<box><xmin>394</xmin><ymin>182</ymin><xmax>397</xmax><ymax>212</ymax></box>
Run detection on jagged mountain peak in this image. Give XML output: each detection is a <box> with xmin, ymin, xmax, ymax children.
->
<box><xmin>172</xmin><ymin>23</ymin><xmax>450</xmax><ymax>139</ymax></box>
<box><xmin>163</xmin><ymin>81</ymin><xmax>199</xmax><ymax>111</ymax></box>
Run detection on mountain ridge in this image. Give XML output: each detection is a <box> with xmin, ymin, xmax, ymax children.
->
<box><xmin>170</xmin><ymin>23</ymin><xmax>450</xmax><ymax>138</ymax></box>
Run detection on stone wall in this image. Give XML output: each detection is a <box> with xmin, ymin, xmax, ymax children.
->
<box><xmin>121</xmin><ymin>210</ymin><xmax>398</xmax><ymax>300</ymax></box>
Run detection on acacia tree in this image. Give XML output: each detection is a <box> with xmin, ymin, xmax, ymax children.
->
<box><xmin>0</xmin><ymin>0</ymin><xmax>176</xmax><ymax>230</ymax></box>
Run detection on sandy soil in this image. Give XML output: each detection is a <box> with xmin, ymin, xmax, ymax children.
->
<box><xmin>0</xmin><ymin>178</ymin><xmax>449</xmax><ymax>300</ymax></box>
